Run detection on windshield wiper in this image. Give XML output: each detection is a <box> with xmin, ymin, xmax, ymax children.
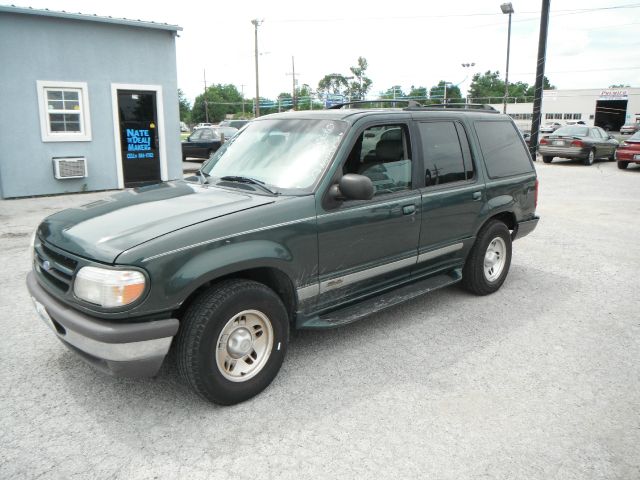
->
<box><xmin>197</xmin><ymin>170</ymin><xmax>210</xmax><ymax>184</ymax></box>
<box><xmin>219</xmin><ymin>176</ymin><xmax>279</xmax><ymax>195</ymax></box>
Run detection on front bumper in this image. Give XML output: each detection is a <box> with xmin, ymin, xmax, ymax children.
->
<box><xmin>26</xmin><ymin>272</ymin><xmax>179</xmax><ymax>377</ymax></box>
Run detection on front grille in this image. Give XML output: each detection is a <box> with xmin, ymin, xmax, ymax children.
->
<box><xmin>34</xmin><ymin>241</ymin><xmax>79</xmax><ymax>293</ymax></box>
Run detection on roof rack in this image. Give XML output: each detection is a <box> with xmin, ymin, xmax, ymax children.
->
<box><xmin>327</xmin><ymin>99</ymin><xmax>423</xmax><ymax>109</ymax></box>
<box><xmin>327</xmin><ymin>100</ymin><xmax>500</xmax><ymax>113</ymax></box>
<box><xmin>405</xmin><ymin>103</ymin><xmax>499</xmax><ymax>113</ymax></box>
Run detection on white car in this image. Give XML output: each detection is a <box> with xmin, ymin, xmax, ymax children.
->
<box><xmin>193</xmin><ymin>122</ymin><xmax>214</xmax><ymax>130</ymax></box>
<box><xmin>540</xmin><ymin>121</ymin><xmax>563</xmax><ymax>134</ymax></box>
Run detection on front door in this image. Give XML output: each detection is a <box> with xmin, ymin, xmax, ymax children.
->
<box><xmin>117</xmin><ymin>90</ymin><xmax>161</xmax><ymax>187</ymax></box>
<box><xmin>316</xmin><ymin>122</ymin><xmax>421</xmax><ymax>311</ymax></box>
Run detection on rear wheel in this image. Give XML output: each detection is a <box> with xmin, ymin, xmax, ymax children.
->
<box><xmin>583</xmin><ymin>149</ymin><xmax>595</xmax><ymax>166</ymax></box>
<box><xmin>176</xmin><ymin>279</ymin><xmax>289</xmax><ymax>405</ymax></box>
<box><xmin>617</xmin><ymin>161</ymin><xmax>629</xmax><ymax>170</ymax></box>
<box><xmin>462</xmin><ymin>220</ymin><xmax>512</xmax><ymax>296</ymax></box>
<box><xmin>542</xmin><ymin>156</ymin><xmax>553</xmax><ymax>163</ymax></box>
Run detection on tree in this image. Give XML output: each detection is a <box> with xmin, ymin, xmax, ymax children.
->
<box><xmin>317</xmin><ymin>74</ymin><xmax>349</xmax><ymax>100</ymax></box>
<box><xmin>347</xmin><ymin>57</ymin><xmax>373</xmax><ymax>100</ymax></box>
<box><xmin>380</xmin><ymin>85</ymin><xmax>406</xmax><ymax>99</ymax></box>
<box><xmin>191</xmin><ymin>83</ymin><xmax>243</xmax><ymax>123</ymax></box>
<box><xmin>408</xmin><ymin>86</ymin><xmax>428</xmax><ymax>100</ymax></box>
<box><xmin>429</xmin><ymin>80</ymin><xmax>461</xmax><ymax>103</ymax></box>
<box><xmin>468</xmin><ymin>71</ymin><xmax>505</xmax><ymax>102</ymax></box>
<box><xmin>178</xmin><ymin>89</ymin><xmax>191</xmax><ymax>123</ymax></box>
<box><xmin>469</xmin><ymin>71</ymin><xmax>555</xmax><ymax>102</ymax></box>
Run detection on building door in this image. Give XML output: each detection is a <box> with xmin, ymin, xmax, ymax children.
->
<box><xmin>117</xmin><ymin>90</ymin><xmax>161</xmax><ymax>187</ymax></box>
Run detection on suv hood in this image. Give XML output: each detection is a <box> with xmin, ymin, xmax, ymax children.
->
<box><xmin>38</xmin><ymin>181</ymin><xmax>274</xmax><ymax>263</ymax></box>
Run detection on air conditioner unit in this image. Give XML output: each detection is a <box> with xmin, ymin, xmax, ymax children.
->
<box><xmin>53</xmin><ymin>157</ymin><xmax>87</xmax><ymax>179</ymax></box>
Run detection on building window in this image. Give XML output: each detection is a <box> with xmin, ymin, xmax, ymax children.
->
<box><xmin>37</xmin><ymin>81</ymin><xmax>92</xmax><ymax>142</ymax></box>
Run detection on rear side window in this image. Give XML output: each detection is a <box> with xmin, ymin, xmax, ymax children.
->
<box><xmin>475</xmin><ymin>121</ymin><xmax>533</xmax><ymax>178</ymax></box>
<box><xmin>418</xmin><ymin>121</ymin><xmax>470</xmax><ymax>186</ymax></box>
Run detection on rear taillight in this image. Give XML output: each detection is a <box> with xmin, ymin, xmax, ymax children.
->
<box><xmin>539</xmin><ymin>138</ymin><xmax>548</xmax><ymax>145</ymax></box>
<box><xmin>534</xmin><ymin>179</ymin><xmax>539</xmax><ymax>209</ymax></box>
<box><xmin>570</xmin><ymin>140</ymin><xmax>584</xmax><ymax>147</ymax></box>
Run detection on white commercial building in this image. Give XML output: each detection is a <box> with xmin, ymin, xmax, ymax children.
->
<box><xmin>488</xmin><ymin>87</ymin><xmax>640</xmax><ymax>132</ymax></box>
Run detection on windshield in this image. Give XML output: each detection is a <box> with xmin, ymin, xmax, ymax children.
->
<box><xmin>201</xmin><ymin>118</ymin><xmax>347</xmax><ymax>191</ymax></box>
<box><xmin>553</xmin><ymin>126</ymin><xmax>589</xmax><ymax>137</ymax></box>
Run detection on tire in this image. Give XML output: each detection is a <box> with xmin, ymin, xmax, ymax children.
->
<box><xmin>461</xmin><ymin>220</ymin><xmax>512</xmax><ymax>296</ymax></box>
<box><xmin>542</xmin><ymin>156</ymin><xmax>553</xmax><ymax>163</ymax></box>
<box><xmin>617</xmin><ymin>161</ymin><xmax>629</xmax><ymax>170</ymax></box>
<box><xmin>583</xmin><ymin>149</ymin><xmax>595</xmax><ymax>166</ymax></box>
<box><xmin>176</xmin><ymin>279</ymin><xmax>289</xmax><ymax>405</ymax></box>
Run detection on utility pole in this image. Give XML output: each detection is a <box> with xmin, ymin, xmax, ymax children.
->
<box><xmin>286</xmin><ymin>56</ymin><xmax>300</xmax><ymax>110</ymax></box>
<box><xmin>251</xmin><ymin>19</ymin><xmax>262</xmax><ymax>117</ymax></box>
<box><xmin>240</xmin><ymin>84</ymin><xmax>246</xmax><ymax>116</ymax></box>
<box><xmin>529</xmin><ymin>0</ymin><xmax>550</xmax><ymax>160</ymax></box>
<box><xmin>203</xmin><ymin>69</ymin><xmax>209</xmax><ymax>123</ymax></box>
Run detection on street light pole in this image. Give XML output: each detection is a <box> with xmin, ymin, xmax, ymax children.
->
<box><xmin>461</xmin><ymin>62</ymin><xmax>475</xmax><ymax>103</ymax></box>
<box><xmin>501</xmin><ymin>3</ymin><xmax>514</xmax><ymax>114</ymax></box>
<box><xmin>251</xmin><ymin>19</ymin><xmax>262</xmax><ymax>117</ymax></box>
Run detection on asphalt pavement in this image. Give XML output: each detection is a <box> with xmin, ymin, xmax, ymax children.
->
<box><xmin>1</xmin><ymin>158</ymin><xmax>639</xmax><ymax>479</ymax></box>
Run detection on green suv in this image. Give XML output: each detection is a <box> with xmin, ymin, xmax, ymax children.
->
<box><xmin>27</xmin><ymin>104</ymin><xmax>539</xmax><ymax>405</ymax></box>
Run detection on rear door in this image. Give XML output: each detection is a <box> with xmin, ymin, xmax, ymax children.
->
<box><xmin>413</xmin><ymin>120</ymin><xmax>484</xmax><ymax>276</ymax></box>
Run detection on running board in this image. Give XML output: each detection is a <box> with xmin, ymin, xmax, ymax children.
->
<box><xmin>297</xmin><ymin>269</ymin><xmax>462</xmax><ymax>329</ymax></box>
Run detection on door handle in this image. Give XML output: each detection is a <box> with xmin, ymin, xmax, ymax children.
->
<box><xmin>402</xmin><ymin>205</ymin><xmax>416</xmax><ymax>215</ymax></box>
<box><xmin>472</xmin><ymin>191</ymin><xmax>482</xmax><ymax>201</ymax></box>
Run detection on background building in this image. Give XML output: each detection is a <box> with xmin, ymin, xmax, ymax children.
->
<box><xmin>490</xmin><ymin>88</ymin><xmax>640</xmax><ymax>132</ymax></box>
<box><xmin>0</xmin><ymin>6</ymin><xmax>183</xmax><ymax>198</ymax></box>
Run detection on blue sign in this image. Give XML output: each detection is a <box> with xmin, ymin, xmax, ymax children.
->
<box><xmin>125</xmin><ymin>129</ymin><xmax>154</xmax><ymax>160</ymax></box>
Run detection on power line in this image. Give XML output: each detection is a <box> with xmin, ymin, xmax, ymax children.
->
<box><xmin>269</xmin><ymin>3</ymin><xmax>640</xmax><ymax>23</ymax></box>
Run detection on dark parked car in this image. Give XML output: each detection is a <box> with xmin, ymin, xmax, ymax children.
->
<box><xmin>620</xmin><ymin>122</ymin><xmax>640</xmax><ymax>135</ymax></box>
<box><xmin>615</xmin><ymin>131</ymin><xmax>640</xmax><ymax>169</ymax></box>
<box><xmin>539</xmin><ymin>125</ymin><xmax>618</xmax><ymax>165</ymax></box>
<box><xmin>182</xmin><ymin>126</ymin><xmax>238</xmax><ymax>160</ymax></box>
<box><xmin>219</xmin><ymin>119</ymin><xmax>249</xmax><ymax>130</ymax></box>
<box><xmin>27</xmin><ymin>105</ymin><xmax>539</xmax><ymax>405</ymax></box>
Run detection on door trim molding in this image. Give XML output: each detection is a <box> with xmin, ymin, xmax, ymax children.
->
<box><xmin>110</xmin><ymin>83</ymin><xmax>168</xmax><ymax>189</ymax></box>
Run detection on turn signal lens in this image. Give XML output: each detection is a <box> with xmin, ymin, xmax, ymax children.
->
<box><xmin>74</xmin><ymin>267</ymin><xmax>146</xmax><ymax>308</ymax></box>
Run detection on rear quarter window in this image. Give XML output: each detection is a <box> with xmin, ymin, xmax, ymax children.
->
<box><xmin>474</xmin><ymin>121</ymin><xmax>533</xmax><ymax>178</ymax></box>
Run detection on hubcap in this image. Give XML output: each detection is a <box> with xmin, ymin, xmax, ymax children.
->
<box><xmin>484</xmin><ymin>237</ymin><xmax>507</xmax><ymax>282</ymax></box>
<box><xmin>216</xmin><ymin>310</ymin><xmax>274</xmax><ymax>382</ymax></box>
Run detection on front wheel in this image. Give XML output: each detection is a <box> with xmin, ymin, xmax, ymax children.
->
<box><xmin>176</xmin><ymin>279</ymin><xmax>289</xmax><ymax>405</ymax></box>
<box><xmin>617</xmin><ymin>161</ymin><xmax>629</xmax><ymax>170</ymax></box>
<box><xmin>542</xmin><ymin>156</ymin><xmax>553</xmax><ymax>163</ymax></box>
<box><xmin>462</xmin><ymin>220</ymin><xmax>512</xmax><ymax>296</ymax></box>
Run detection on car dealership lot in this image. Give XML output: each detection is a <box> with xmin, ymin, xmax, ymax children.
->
<box><xmin>1</xmin><ymin>159</ymin><xmax>639</xmax><ymax>479</ymax></box>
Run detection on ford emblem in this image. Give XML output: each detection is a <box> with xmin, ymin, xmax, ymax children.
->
<box><xmin>42</xmin><ymin>260</ymin><xmax>51</xmax><ymax>271</ymax></box>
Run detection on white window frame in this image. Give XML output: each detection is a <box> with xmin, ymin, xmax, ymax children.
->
<box><xmin>37</xmin><ymin>80</ymin><xmax>92</xmax><ymax>142</ymax></box>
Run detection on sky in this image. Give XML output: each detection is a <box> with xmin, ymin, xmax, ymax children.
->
<box><xmin>8</xmin><ymin>0</ymin><xmax>640</xmax><ymax>104</ymax></box>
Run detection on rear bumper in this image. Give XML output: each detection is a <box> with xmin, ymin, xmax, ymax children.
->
<box><xmin>615</xmin><ymin>151</ymin><xmax>640</xmax><ymax>162</ymax></box>
<box><xmin>513</xmin><ymin>217</ymin><xmax>539</xmax><ymax>241</ymax></box>
<box><xmin>538</xmin><ymin>146</ymin><xmax>588</xmax><ymax>159</ymax></box>
<box><xmin>26</xmin><ymin>272</ymin><xmax>179</xmax><ymax>377</ymax></box>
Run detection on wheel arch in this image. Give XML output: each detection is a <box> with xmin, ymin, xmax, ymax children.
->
<box><xmin>175</xmin><ymin>265</ymin><xmax>297</xmax><ymax>326</ymax></box>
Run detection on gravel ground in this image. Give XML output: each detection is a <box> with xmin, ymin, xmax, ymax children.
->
<box><xmin>1</xmin><ymin>158</ymin><xmax>639</xmax><ymax>479</ymax></box>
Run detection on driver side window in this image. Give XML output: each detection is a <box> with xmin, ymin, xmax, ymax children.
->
<box><xmin>343</xmin><ymin>124</ymin><xmax>412</xmax><ymax>196</ymax></box>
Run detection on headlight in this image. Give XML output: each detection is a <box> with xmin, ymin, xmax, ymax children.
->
<box><xmin>74</xmin><ymin>266</ymin><xmax>146</xmax><ymax>308</ymax></box>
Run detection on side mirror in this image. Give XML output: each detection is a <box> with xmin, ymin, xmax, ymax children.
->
<box><xmin>329</xmin><ymin>174</ymin><xmax>374</xmax><ymax>201</ymax></box>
